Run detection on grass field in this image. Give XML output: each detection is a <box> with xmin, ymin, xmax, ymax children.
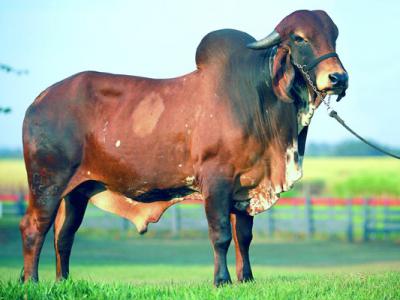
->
<box><xmin>1</xmin><ymin>158</ymin><xmax>400</xmax><ymax>298</ymax></box>
<box><xmin>300</xmin><ymin>157</ymin><xmax>400</xmax><ymax>197</ymax></box>
<box><xmin>1</xmin><ymin>157</ymin><xmax>399</xmax><ymax>197</ymax></box>
<box><xmin>1</xmin><ymin>217</ymin><xmax>400</xmax><ymax>299</ymax></box>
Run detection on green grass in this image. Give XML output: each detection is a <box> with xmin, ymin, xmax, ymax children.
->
<box><xmin>1</xmin><ymin>217</ymin><xmax>400</xmax><ymax>299</ymax></box>
<box><xmin>300</xmin><ymin>157</ymin><xmax>400</xmax><ymax>197</ymax></box>
<box><xmin>1</xmin><ymin>273</ymin><xmax>399</xmax><ymax>300</ymax></box>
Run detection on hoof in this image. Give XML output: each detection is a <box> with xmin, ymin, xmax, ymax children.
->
<box><xmin>239</xmin><ymin>275</ymin><xmax>254</xmax><ymax>283</ymax></box>
<box><xmin>214</xmin><ymin>277</ymin><xmax>232</xmax><ymax>287</ymax></box>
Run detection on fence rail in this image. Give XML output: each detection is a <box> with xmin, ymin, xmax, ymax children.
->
<box><xmin>1</xmin><ymin>194</ymin><xmax>400</xmax><ymax>241</ymax></box>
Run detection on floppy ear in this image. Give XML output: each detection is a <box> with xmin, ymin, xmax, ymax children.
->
<box><xmin>272</xmin><ymin>46</ymin><xmax>295</xmax><ymax>102</ymax></box>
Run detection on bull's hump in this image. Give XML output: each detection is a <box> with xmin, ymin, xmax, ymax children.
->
<box><xmin>195</xmin><ymin>29</ymin><xmax>255</xmax><ymax>69</ymax></box>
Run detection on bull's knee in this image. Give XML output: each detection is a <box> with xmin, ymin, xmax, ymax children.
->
<box><xmin>212</xmin><ymin>231</ymin><xmax>232</xmax><ymax>252</ymax></box>
<box><xmin>19</xmin><ymin>214</ymin><xmax>29</xmax><ymax>233</ymax></box>
<box><xmin>20</xmin><ymin>215</ymin><xmax>39</xmax><ymax>252</ymax></box>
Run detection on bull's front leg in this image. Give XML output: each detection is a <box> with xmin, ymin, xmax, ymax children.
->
<box><xmin>204</xmin><ymin>179</ymin><xmax>233</xmax><ymax>286</ymax></box>
<box><xmin>230</xmin><ymin>212</ymin><xmax>254</xmax><ymax>282</ymax></box>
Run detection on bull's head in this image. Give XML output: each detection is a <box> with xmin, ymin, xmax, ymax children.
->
<box><xmin>248</xmin><ymin>10</ymin><xmax>348</xmax><ymax>106</ymax></box>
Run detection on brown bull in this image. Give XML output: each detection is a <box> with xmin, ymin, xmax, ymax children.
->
<box><xmin>20</xmin><ymin>10</ymin><xmax>348</xmax><ymax>286</ymax></box>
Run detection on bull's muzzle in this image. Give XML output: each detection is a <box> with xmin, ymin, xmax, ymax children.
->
<box><xmin>328</xmin><ymin>72</ymin><xmax>348</xmax><ymax>90</ymax></box>
<box><xmin>326</xmin><ymin>71</ymin><xmax>348</xmax><ymax>101</ymax></box>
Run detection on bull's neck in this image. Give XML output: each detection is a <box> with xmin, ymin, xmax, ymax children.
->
<box><xmin>219</xmin><ymin>44</ymin><xmax>300</xmax><ymax>152</ymax></box>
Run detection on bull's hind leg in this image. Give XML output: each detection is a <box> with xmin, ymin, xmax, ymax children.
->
<box><xmin>20</xmin><ymin>159</ymin><xmax>77</xmax><ymax>282</ymax></box>
<box><xmin>230</xmin><ymin>212</ymin><xmax>254</xmax><ymax>282</ymax></box>
<box><xmin>19</xmin><ymin>187</ymin><xmax>63</xmax><ymax>282</ymax></box>
<box><xmin>54</xmin><ymin>189</ymin><xmax>89</xmax><ymax>280</ymax></box>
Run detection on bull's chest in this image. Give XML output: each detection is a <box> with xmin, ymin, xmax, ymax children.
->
<box><xmin>233</xmin><ymin>143</ymin><xmax>303</xmax><ymax>216</ymax></box>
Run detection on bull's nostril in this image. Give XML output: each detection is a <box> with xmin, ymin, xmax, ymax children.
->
<box><xmin>329</xmin><ymin>72</ymin><xmax>348</xmax><ymax>86</ymax></box>
<box><xmin>329</xmin><ymin>73</ymin><xmax>339</xmax><ymax>84</ymax></box>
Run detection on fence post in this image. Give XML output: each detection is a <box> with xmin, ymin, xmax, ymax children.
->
<box><xmin>346</xmin><ymin>198</ymin><xmax>354</xmax><ymax>242</ymax></box>
<box><xmin>305</xmin><ymin>196</ymin><xmax>314</xmax><ymax>238</ymax></box>
<box><xmin>328</xmin><ymin>197</ymin><xmax>335</xmax><ymax>238</ymax></box>
<box><xmin>17</xmin><ymin>192</ymin><xmax>26</xmax><ymax>216</ymax></box>
<box><xmin>363</xmin><ymin>198</ymin><xmax>370</xmax><ymax>242</ymax></box>
<box><xmin>171</xmin><ymin>205</ymin><xmax>181</xmax><ymax>236</ymax></box>
<box><xmin>383</xmin><ymin>199</ymin><xmax>389</xmax><ymax>239</ymax></box>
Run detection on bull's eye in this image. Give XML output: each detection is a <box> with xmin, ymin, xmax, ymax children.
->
<box><xmin>293</xmin><ymin>34</ymin><xmax>308</xmax><ymax>44</ymax></box>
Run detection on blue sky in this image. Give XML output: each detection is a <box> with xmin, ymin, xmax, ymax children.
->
<box><xmin>1</xmin><ymin>0</ymin><xmax>400</xmax><ymax>148</ymax></box>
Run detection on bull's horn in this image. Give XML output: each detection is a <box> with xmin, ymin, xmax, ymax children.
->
<box><xmin>247</xmin><ymin>30</ymin><xmax>281</xmax><ymax>49</ymax></box>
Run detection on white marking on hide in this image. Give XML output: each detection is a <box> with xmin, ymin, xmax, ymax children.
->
<box><xmin>185</xmin><ymin>176</ymin><xmax>195</xmax><ymax>185</ymax></box>
<box><xmin>274</xmin><ymin>185</ymin><xmax>283</xmax><ymax>194</ymax></box>
<box><xmin>178</xmin><ymin>164</ymin><xmax>182</xmax><ymax>168</ymax></box>
<box><xmin>184</xmin><ymin>175</ymin><xmax>201</xmax><ymax>193</ymax></box>
<box><xmin>298</xmin><ymin>103</ymin><xmax>316</xmax><ymax>132</ymax></box>
<box><xmin>244</xmin><ymin>142</ymin><xmax>304</xmax><ymax>216</ymax></box>
<box><xmin>297</xmin><ymin>91</ymin><xmax>315</xmax><ymax>134</ymax></box>
<box><xmin>131</xmin><ymin>92</ymin><xmax>165</xmax><ymax>137</ymax></box>
<box><xmin>115</xmin><ymin>140</ymin><xmax>121</xmax><ymax>147</ymax></box>
<box><xmin>102</xmin><ymin>121</ymin><xmax>109</xmax><ymax>143</ymax></box>
<box><xmin>87</xmin><ymin>171</ymin><xmax>91</xmax><ymax>175</ymax></box>
<box><xmin>284</xmin><ymin>142</ymin><xmax>302</xmax><ymax>191</ymax></box>
<box><xmin>247</xmin><ymin>181</ymin><xmax>280</xmax><ymax>216</ymax></box>
<box><xmin>103</xmin><ymin>121</ymin><xmax>109</xmax><ymax>132</ymax></box>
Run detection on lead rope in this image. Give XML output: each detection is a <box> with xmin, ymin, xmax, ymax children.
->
<box><xmin>328</xmin><ymin>108</ymin><xmax>400</xmax><ymax>159</ymax></box>
<box><xmin>294</xmin><ymin>62</ymin><xmax>400</xmax><ymax>160</ymax></box>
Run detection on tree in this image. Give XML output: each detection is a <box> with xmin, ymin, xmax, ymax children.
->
<box><xmin>0</xmin><ymin>63</ymin><xmax>28</xmax><ymax>114</ymax></box>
